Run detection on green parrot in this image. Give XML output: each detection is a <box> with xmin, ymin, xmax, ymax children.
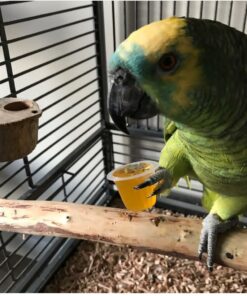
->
<box><xmin>108</xmin><ymin>17</ymin><xmax>247</xmax><ymax>270</ymax></box>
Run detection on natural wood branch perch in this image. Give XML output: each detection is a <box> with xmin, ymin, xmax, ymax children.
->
<box><xmin>0</xmin><ymin>199</ymin><xmax>246</xmax><ymax>271</ymax></box>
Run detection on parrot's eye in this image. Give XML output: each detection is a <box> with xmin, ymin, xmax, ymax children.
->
<box><xmin>159</xmin><ymin>53</ymin><xmax>177</xmax><ymax>72</ymax></box>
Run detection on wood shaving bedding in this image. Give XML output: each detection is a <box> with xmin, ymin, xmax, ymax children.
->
<box><xmin>44</xmin><ymin>206</ymin><xmax>247</xmax><ymax>293</ymax></box>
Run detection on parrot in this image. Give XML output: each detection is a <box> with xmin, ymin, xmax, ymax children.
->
<box><xmin>108</xmin><ymin>16</ymin><xmax>247</xmax><ymax>271</ymax></box>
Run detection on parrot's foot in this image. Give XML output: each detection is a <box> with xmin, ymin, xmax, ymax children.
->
<box><xmin>134</xmin><ymin>167</ymin><xmax>172</xmax><ymax>197</ymax></box>
<box><xmin>198</xmin><ymin>213</ymin><xmax>238</xmax><ymax>271</ymax></box>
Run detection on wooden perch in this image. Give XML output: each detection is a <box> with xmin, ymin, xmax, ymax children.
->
<box><xmin>0</xmin><ymin>199</ymin><xmax>246</xmax><ymax>271</ymax></box>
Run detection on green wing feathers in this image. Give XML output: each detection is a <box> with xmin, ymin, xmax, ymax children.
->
<box><xmin>163</xmin><ymin>117</ymin><xmax>177</xmax><ymax>142</ymax></box>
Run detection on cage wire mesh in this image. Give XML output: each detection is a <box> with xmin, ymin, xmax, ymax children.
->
<box><xmin>0</xmin><ymin>0</ymin><xmax>247</xmax><ymax>292</ymax></box>
<box><xmin>0</xmin><ymin>1</ymin><xmax>110</xmax><ymax>292</ymax></box>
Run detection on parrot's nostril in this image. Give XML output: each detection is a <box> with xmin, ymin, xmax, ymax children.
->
<box><xmin>115</xmin><ymin>76</ymin><xmax>124</xmax><ymax>84</ymax></box>
<box><xmin>113</xmin><ymin>68</ymin><xmax>135</xmax><ymax>85</ymax></box>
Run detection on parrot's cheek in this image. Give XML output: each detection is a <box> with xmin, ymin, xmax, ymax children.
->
<box><xmin>108</xmin><ymin>73</ymin><xmax>159</xmax><ymax>134</ymax></box>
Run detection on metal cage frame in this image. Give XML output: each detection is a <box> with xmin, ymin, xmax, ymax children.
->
<box><xmin>0</xmin><ymin>1</ymin><xmax>115</xmax><ymax>292</ymax></box>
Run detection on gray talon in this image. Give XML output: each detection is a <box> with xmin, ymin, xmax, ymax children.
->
<box><xmin>198</xmin><ymin>227</ymin><xmax>208</xmax><ymax>260</ymax></box>
<box><xmin>134</xmin><ymin>167</ymin><xmax>171</xmax><ymax>189</ymax></box>
<box><xmin>207</xmin><ymin>228</ymin><xmax>217</xmax><ymax>270</ymax></box>
<box><xmin>134</xmin><ymin>167</ymin><xmax>172</xmax><ymax>193</ymax></box>
<box><xmin>198</xmin><ymin>213</ymin><xmax>238</xmax><ymax>270</ymax></box>
<box><xmin>149</xmin><ymin>179</ymin><xmax>172</xmax><ymax>197</ymax></box>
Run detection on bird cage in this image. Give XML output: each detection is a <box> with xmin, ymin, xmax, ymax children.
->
<box><xmin>0</xmin><ymin>0</ymin><xmax>246</xmax><ymax>292</ymax></box>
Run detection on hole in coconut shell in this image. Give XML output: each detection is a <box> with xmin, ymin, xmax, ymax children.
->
<box><xmin>4</xmin><ymin>101</ymin><xmax>29</xmax><ymax>111</ymax></box>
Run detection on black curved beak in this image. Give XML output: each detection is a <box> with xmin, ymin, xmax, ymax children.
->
<box><xmin>108</xmin><ymin>68</ymin><xmax>159</xmax><ymax>134</ymax></box>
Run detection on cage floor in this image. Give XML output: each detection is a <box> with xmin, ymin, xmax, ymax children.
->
<box><xmin>43</xmin><ymin>201</ymin><xmax>247</xmax><ymax>293</ymax></box>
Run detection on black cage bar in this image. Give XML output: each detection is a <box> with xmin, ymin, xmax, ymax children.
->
<box><xmin>0</xmin><ymin>1</ymin><xmax>247</xmax><ymax>292</ymax></box>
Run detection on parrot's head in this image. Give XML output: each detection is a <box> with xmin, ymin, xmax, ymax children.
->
<box><xmin>109</xmin><ymin>17</ymin><xmax>246</xmax><ymax>134</ymax></box>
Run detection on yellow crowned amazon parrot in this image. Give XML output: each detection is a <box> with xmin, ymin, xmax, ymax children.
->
<box><xmin>108</xmin><ymin>17</ymin><xmax>247</xmax><ymax>270</ymax></box>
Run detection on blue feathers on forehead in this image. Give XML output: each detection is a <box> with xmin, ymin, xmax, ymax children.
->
<box><xmin>110</xmin><ymin>44</ymin><xmax>154</xmax><ymax>81</ymax></box>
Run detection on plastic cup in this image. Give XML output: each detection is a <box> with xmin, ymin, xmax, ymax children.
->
<box><xmin>107</xmin><ymin>160</ymin><xmax>159</xmax><ymax>211</ymax></box>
